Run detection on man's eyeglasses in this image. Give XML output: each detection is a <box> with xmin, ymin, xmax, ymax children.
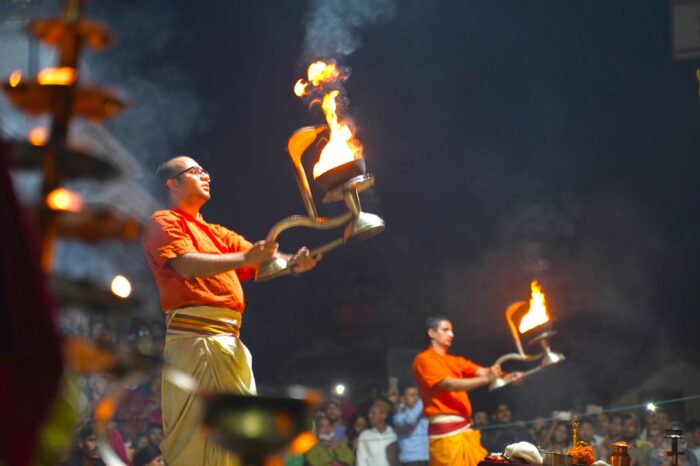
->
<box><xmin>170</xmin><ymin>166</ymin><xmax>209</xmax><ymax>179</ymax></box>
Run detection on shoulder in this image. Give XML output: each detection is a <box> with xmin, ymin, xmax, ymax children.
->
<box><xmin>149</xmin><ymin>209</ymin><xmax>184</xmax><ymax>226</ymax></box>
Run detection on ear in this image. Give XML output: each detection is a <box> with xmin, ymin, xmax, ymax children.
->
<box><xmin>166</xmin><ymin>178</ymin><xmax>178</xmax><ymax>193</ymax></box>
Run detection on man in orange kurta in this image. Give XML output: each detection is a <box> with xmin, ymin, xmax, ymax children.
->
<box><xmin>412</xmin><ymin>316</ymin><xmax>522</xmax><ymax>466</ymax></box>
<box><xmin>142</xmin><ymin>155</ymin><xmax>321</xmax><ymax>466</ymax></box>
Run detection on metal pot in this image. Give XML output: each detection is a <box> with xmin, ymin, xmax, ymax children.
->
<box><xmin>542</xmin><ymin>451</ymin><xmax>573</xmax><ymax>466</ymax></box>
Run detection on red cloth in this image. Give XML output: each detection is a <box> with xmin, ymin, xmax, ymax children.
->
<box><xmin>412</xmin><ymin>347</ymin><xmax>482</xmax><ymax>420</ymax></box>
<box><xmin>141</xmin><ymin>208</ymin><xmax>255</xmax><ymax>313</ymax></box>
<box><xmin>108</xmin><ymin>429</ymin><xmax>133</xmax><ymax>466</ymax></box>
<box><xmin>0</xmin><ymin>138</ymin><xmax>63</xmax><ymax>465</ymax></box>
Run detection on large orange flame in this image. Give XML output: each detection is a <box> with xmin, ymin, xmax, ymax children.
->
<box><xmin>518</xmin><ymin>280</ymin><xmax>550</xmax><ymax>333</ymax></box>
<box><xmin>294</xmin><ymin>61</ymin><xmax>363</xmax><ymax>178</ymax></box>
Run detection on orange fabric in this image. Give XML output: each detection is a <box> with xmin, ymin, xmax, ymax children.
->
<box><xmin>428</xmin><ymin>429</ymin><xmax>487</xmax><ymax>466</ymax></box>
<box><xmin>142</xmin><ymin>208</ymin><xmax>255</xmax><ymax>313</ymax></box>
<box><xmin>412</xmin><ymin>347</ymin><xmax>482</xmax><ymax>419</ymax></box>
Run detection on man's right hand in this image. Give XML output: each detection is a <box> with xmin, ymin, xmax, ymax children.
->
<box><xmin>243</xmin><ymin>240</ymin><xmax>278</xmax><ymax>266</ymax></box>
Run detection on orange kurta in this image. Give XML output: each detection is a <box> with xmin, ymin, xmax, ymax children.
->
<box><xmin>141</xmin><ymin>208</ymin><xmax>255</xmax><ymax>313</ymax></box>
<box><xmin>412</xmin><ymin>347</ymin><xmax>482</xmax><ymax>420</ymax></box>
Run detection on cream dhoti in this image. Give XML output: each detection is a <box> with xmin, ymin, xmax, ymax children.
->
<box><xmin>161</xmin><ymin>306</ymin><xmax>256</xmax><ymax>466</ymax></box>
<box><xmin>428</xmin><ymin>415</ymin><xmax>487</xmax><ymax>466</ymax></box>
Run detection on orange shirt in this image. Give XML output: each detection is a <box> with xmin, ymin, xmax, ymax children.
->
<box><xmin>141</xmin><ymin>208</ymin><xmax>255</xmax><ymax>313</ymax></box>
<box><xmin>412</xmin><ymin>347</ymin><xmax>483</xmax><ymax>420</ymax></box>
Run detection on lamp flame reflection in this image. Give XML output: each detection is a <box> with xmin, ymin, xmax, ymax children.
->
<box><xmin>47</xmin><ymin>188</ymin><xmax>83</xmax><ymax>212</ymax></box>
<box><xmin>110</xmin><ymin>274</ymin><xmax>131</xmax><ymax>298</ymax></box>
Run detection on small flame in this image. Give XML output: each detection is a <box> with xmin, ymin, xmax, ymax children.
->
<box><xmin>46</xmin><ymin>188</ymin><xmax>83</xmax><ymax>212</ymax></box>
<box><xmin>110</xmin><ymin>274</ymin><xmax>132</xmax><ymax>298</ymax></box>
<box><xmin>37</xmin><ymin>67</ymin><xmax>77</xmax><ymax>86</ymax></box>
<box><xmin>293</xmin><ymin>61</ymin><xmax>341</xmax><ymax>97</ymax></box>
<box><xmin>9</xmin><ymin>70</ymin><xmax>22</xmax><ymax>87</ymax></box>
<box><xmin>313</xmin><ymin>90</ymin><xmax>363</xmax><ymax>178</ymax></box>
<box><xmin>518</xmin><ymin>280</ymin><xmax>550</xmax><ymax>333</ymax></box>
<box><xmin>29</xmin><ymin>127</ymin><xmax>48</xmax><ymax>146</ymax></box>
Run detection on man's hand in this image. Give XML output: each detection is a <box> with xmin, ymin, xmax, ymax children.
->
<box><xmin>504</xmin><ymin>371</ymin><xmax>525</xmax><ymax>385</ymax></box>
<box><xmin>290</xmin><ymin>247</ymin><xmax>322</xmax><ymax>274</ymax></box>
<box><xmin>487</xmin><ymin>364</ymin><xmax>504</xmax><ymax>382</ymax></box>
<box><xmin>243</xmin><ymin>240</ymin><xmax>278</xmax><ymax>267</ymax></box>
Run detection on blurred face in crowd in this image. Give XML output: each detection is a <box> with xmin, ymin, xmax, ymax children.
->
<box><xmin>148</xmin><ymin>426</ymin><xmax>164</xmax><ymax>446</ymax></box>
<box><xmin>579</xmin><ymin>421</ymin><xmax>595</xmax><ymax>443</ymax></box>
<box><xmin>403</xmin><ymin>387</ymin><xmax>420</xmax><ymax>409</ymax></box>
<box><xmin>654</xmin><ymin>412</ymin><xmax>669</xmax><ymax>430</ymax></box>
<box><xmin>325</xmin><ymin>402</ymin><xmax>341</xmax><ymax>422</ymax></box>
<box><xmin>623</xmin><ymin>418</ymin><xmax>640</xmax><ymax>440</ymax></box>
<box><xmin>691</xmin><ymin>427</ymin><xmax>700</xmax><ymax>447</ymax></box>
<box><xmin>595</xmin><ymin>413</ymin><xmax>610</xmax><ymax>435</ymax></box>
<box><xmin>353</xmin><ymin>416</ymin><xmax>368</xmax><ymax>434</ymax></box>
<box><xmin>494</xmin><ymin>404</ymin><xmax>512</xmax><ymax>424</ymax></box>
<box><xmin>80</xmin><ymin>434</ymin><xmax>101</xmax><ymax>459</ymax></box>
<box><xmin>428</xmin><ymin>320</ymin><xmax>454</xmax><ymax>349</ymax></box>
<box><xmin>386</xmin><ymin>389</ymin><xmax>400</xmax><ymax>406</ymax></box>
<box><xmin>609</xmin><ymin>416</ymin><xmax>623</xmax><ymax>438</ymax></box>
<box><xmin>137</xmin><ymin>434</ymin><xmax>150</xmax><ymax>449</ymax></box>
<box><xmin>648</xmin><ymin>427</ymin><xmax>664</xmax><ymax>448</ymax></box>
<box><xmin>316</xmin><ymin>417</ymin><xmax>334</xmax><ymax>439</ymax></box>
<box><xmin>144</xmin><ymin>455</ymin><xmax>165</xmax><ymax>466</ymax></box>
<box><xmin>554</xmin><ymin>424</ymin><xmax>569</xmax><ymax>444</ymax></box>
<box><xmin>473</xmin><ymin>411</ymin><xmax>488</xmax><ymax>427</ymax></box>
<box><xmin>368</xmin><ymin>401</ymin><xmax>389</xmax><ymax>429</ymax></box>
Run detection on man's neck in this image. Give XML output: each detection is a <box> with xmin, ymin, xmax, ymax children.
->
<box><xmin>173</xmin><ymin>201</ymin><xmax>201</xmax><ymax>218</ymax></box>
<box><xmin>430</xmin><ymin>342</ymin><xmax>448</xmax><ymax>355</ymax></box>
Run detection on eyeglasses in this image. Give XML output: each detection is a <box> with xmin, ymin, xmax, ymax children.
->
<box><xmin>170</xmin><ymin>166</ymin><xmax>209</xmax><ymax>179</ymax></box>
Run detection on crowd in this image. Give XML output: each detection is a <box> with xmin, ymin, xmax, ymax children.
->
<box><xmin>58</xmin><ymin>317</ymin><xmax>700</xmax><ymax>466</ymax></box>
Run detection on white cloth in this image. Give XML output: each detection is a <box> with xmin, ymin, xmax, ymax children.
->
<box><xmin>505</xmin><ymin>441</ymin><xmax>543</xmax><ymax>465</ymax></box>
<box><xmin>356</xmin><ymin>426</ymin><xmax>398</xmax><ymax>466</ymax></box>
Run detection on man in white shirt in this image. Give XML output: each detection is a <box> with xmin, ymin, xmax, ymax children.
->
<box><xmin>356</xmin><ymin>399</ymin><xmax>398</xmax><ymax>466</ymax></box>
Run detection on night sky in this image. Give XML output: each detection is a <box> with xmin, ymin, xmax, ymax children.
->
<box><xmin>51</xmin><ymin>0</ymin><xmax>700</xmax><ymax>416</ymax></box>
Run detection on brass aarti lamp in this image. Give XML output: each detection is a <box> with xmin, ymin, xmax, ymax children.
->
<box><xmin>255</xmin><ymin>125</ymin><xmax>384</xmax><ymax>281</ymax></box>
<box><xmin>489</xmin><ymin>281</ymin><xmax>565</xmax><ymax>390</ymax></box>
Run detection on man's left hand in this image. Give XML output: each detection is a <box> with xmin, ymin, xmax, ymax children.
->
<box><xmin>290</xmin><ymin>247</ymin><xmax>322</xmax><ymax>274</ymax></box>
<box><xmin>504</xmin><ymin>371</ymin><xmax>525</xmax><ymax>385</ymax></box>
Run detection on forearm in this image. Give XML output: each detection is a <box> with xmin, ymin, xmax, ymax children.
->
<box><xmin>438</xmin><ymin>375</ymin><xmax>491</xmax><ymax>392</ymax></box>
<box><xmin>169</xmin><ymin>252</ymin><xmax>251</xmax><ymax>278</ymax></box>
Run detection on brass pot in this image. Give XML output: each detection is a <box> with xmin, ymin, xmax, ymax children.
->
<box><xmin>542</xmin><ymin>451</ymin><xmax>573</xmax><ymax>466</ymax></box>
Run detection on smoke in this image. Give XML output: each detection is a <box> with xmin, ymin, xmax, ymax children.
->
<box><xmin>302</xmin><ymin>0</ymin><xmax>396</xmax><ymax>61</ymax></box>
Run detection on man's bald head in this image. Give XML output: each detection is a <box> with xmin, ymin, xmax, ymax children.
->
<box><xmin>156</xmin><ymin>155</ymin><xmax>196</xmax><ymax>181</ymax></box>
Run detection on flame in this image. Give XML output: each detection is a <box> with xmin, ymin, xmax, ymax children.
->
<box><xmin>9</xmin><ymin>70</ymin><xmax>22</xmax><ymax>87</ymax></box>
<box><xmin>313</xmin><ymin>90</ymin><xmax>363</xmax><ymax>178</ymax></box>
<box><xmin>294</xmin><ymin>61</ymin><xmax>362</xmax><ymax>177</ymax></box>
<box><xmin>293</xmin><ymin>61</ymin><xmax>341</xmax><ymax>97</ymax></box>
<box><xmin>29</xmin><ymin>127</ymin><xmax>48</xmax><ymax>146</ymax></box>
<box><xmin>46</xmin><ymin>188</ymin><xmax>83</xmax><ymax>212</ymax></box>
<box><xmin>37</xmin><ymin>67</ymin><xmax>77</xmax><ymax>86</ymax></box>
<box><xmin>518</xmin><ymin>280</ymin><xmax>550</xmax><ymax>333</ymax></box>
<box><xmin>110</xmin><ymin>274</ymin><xmax>132</xmax><ymax>298</ymax></box>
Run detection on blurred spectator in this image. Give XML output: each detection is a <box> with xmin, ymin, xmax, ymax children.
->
<box><xmin>304</xmin><ymin>416</ymin><xmax>355</xmax><ymax>466</ymax></box>
<box><xmin>594</xmin><ymin>413</ymin><xmax>609</xmax><ymax>445</ymax></box>
<box><xmin>647</xmin><ymin>425</ymin><xmax>668</xmax><ymax>466</ymax></box>
<box><xmin>133</xmin><ymin>444</ymin><xmax>165</xmax><ymax>466</ymax></box>
<box><xmin>482</xmin><ymin>403</ymin><xmax>533</xmax><ymax>453</ymax></box>
<box><xmin>622</xmin><ymin>415</ymin><xmax>653</xmax><ymax>466</ymax></box>
<box><xmin>346</xmin><ymin>414</ymin><xmax>368</xmax><ymax>453</ymax></box>
<box><xmin>541</xmin><ymin>419</ymin><xmax>571</xmax><ymax>453</ymax></box>
<box><xmin>85</xmin><ymin>374</ymin><xmax>112</xmax><ymax>420</ymax></box>
<box><xmin>357</xmin><ymin>383</ymin><xmax>382</xmax><ymax>418</ymax></box>
<box><xmin>108</xmin><ymin>429</ymin><xmax>134</xmax><ymax>466</ymax></box>
<box><xmin>357</xmin><ymin>399</ymin><xmax>398</xmax><ymax>466</ymax></box>
<box><xmin>60</xmin><ymin>424</ymin><xmax>106</xmax><ymax>466</ymax></box>
<box><xmin>579</xmin><ymin>418</ymin><xmax>605</xmax><ymax>460</ymax></box>
<box><xmin>473</xmin><ymin>411</ymin><xmax>489</xmax><ymax>429</ymax></box>
<box><xmin>602</xmin><ymin>414</ymin><xmax>625</xmax><ymax>458</ymax></box>
<box><xmin>135</xmin><ymin>434</ymin><xmax>151</xmax><ymax>450</ymax></box>
<box><xmin>91</xmin><ymin>321</ymin><xmax>114</xmax><ymax>346</ymax></box>
<box><xmin>324</xmin><ymin>399</ymin><xmax>347</xmax><ymax>440</ymax></box>
<box><xmin>528</xmin><ymin>418</ymin><xmax>548</xmax><ymax>447</ymax></box>
<box><xmin>146</xmin><ymin>423</ymin><xmax>164</xmax><ymax>447</ymax></box>
<box><xmin>393</xmin><ymin>385</ymin><xmax>428</xmax><ymax>466</ymax></box>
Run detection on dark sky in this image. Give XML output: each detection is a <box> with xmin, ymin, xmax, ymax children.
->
<box><xmin>72</xmin><ymin>0</ymin><xmax>700</xmax><ymax>415</ymax></box>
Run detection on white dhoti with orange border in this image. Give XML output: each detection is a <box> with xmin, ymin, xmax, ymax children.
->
<box><xmin>428</xmin><ymin>415</ymin><xmax>487</xmax><ymax>466</ymax></box>
<box><xmin>161</xmin><ymin>306</ymin><xmax>256</xmax><ymax>466</ymax></box>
